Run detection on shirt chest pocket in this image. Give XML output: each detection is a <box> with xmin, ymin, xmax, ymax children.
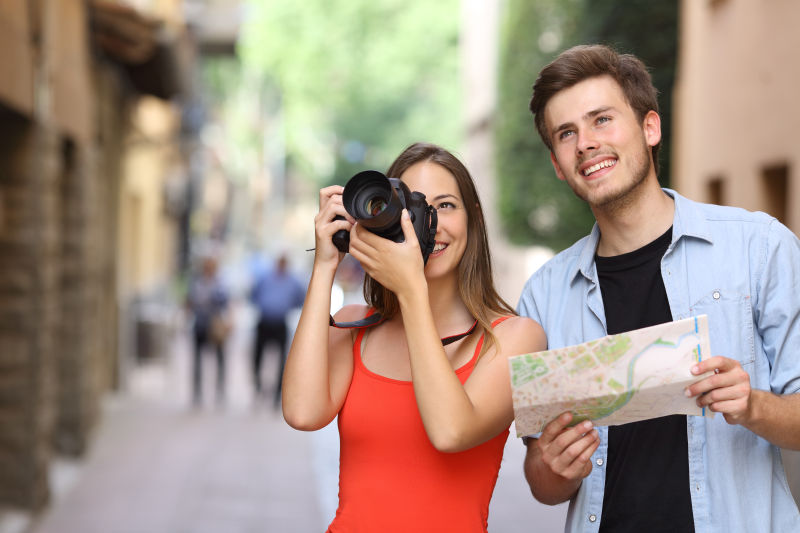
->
<box><xmin>689</xmin><ymin>290</ymin><xmax>756</xmax><ymax>368</ymax></box>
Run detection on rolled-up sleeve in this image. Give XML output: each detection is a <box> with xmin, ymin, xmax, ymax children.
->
<box><xmin>755</xmin><ymin>219</ymin><xmax>800</xmax><ymax>395</ymax></box>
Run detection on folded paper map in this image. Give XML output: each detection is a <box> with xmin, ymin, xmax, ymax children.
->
<box><xmin>510</xmin><ymin>315</ymin><xmax>714</xmax><ymax>437</ymax></box>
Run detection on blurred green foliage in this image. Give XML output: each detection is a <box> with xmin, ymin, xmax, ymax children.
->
<box><xmin>495</xmin><ymin>0</ymin><xmax>678</xmax><ymax>250</ymax></box>
<box><xmin>238</xmin><ymin>0</ymin><xmax>462</xmax><ymax>186</ymax></box>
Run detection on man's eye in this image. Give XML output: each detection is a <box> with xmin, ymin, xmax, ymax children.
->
<box><xmin>558</xmin><ymin>130</ymin><xmax>574</xmax><ymax>141</ymax></box>
<box><xmin>596</xmin><ymin>116</ymin><xmax>611</xmax><ymax>125</ymax></box>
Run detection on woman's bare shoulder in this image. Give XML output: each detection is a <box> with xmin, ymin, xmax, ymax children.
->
<box><xmin>493</xmin><ymin>315</ymin><xmax>546</xmax><ymax>355</ymax></box>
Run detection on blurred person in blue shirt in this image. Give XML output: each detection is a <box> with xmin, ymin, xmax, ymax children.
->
<box><xmin>518</xmin><ymin>44</ymin><xmax>800</xmax><ymax>532</ymax></box>
<box><xmin>250</xmin><ymin>253</ymin><xmax>306</xmax><ymax>407</ymax></box>
<box><xmin>187</xmin><ymin>254</ymin><xmax>230</xmax><ymax>406</ymax></box>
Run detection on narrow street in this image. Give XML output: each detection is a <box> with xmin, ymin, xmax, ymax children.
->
<box><xmin>28</xmin><ymin>301</ymin><xmax>567</xmax><ymax>533</ymax></box>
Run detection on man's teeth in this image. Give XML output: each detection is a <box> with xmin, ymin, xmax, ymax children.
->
<box><xmin>433</xmin><ymin>243</ymin><xmax>447</xmax><ymax>253</ymax></box>
<box><xmin>583</xmin><ymin>159</ymin><xmax>616</xmax><ymax>176</ymax></box>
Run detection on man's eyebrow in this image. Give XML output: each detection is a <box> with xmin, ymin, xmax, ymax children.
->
<box><xmin>551</xmin><ymin>106</ymin><xmax>617</xmax><ymax>137</ymax></box>
<box><xmin>585</xmin><ymin>105</ymin><xmax>615</xmax><ymax>119</ymax></box>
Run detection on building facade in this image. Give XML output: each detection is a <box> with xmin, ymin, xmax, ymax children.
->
<box><xmin>673</xmin><ymin>0</ymin><xmax>799</xmax><ymax>234</ymax></box>
<box><xmin>0</xmin><ymin>0</ymin><xmax>192</xmax><ymax>513</ymax></box>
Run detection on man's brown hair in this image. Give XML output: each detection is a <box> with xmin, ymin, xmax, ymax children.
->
<box><xmin>529</xmin><ymin>44</ymin><xmax>661</xmax><ymax>172</ymax></box>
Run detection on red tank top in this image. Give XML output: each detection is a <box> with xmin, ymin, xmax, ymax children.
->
<box><xmin>327</xmin><ymin>316</ymin><xmax>511</xmax><ymax>533</ymax></box>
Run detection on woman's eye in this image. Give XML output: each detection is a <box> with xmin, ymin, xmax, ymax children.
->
<box><xmin>437</xmin><ymin>202</ymin><xmax>456</xmax><ymax>212</ymax></box>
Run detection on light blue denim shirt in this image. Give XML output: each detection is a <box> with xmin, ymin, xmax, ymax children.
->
<box><xmin>517</xmin><ymin>189</ymin><xmax>800</xmax><ymax>532</ymax></box>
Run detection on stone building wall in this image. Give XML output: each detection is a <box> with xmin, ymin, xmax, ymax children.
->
<box><xmin>0</xmin><ymin>116</ymin><xmax>61</xmax><ymax>509</ymax></box>
<box><xmin>0</xmin><ymin>0</ymin><xmax>165</xmax><ymax>512</ymax></box>
<box><xmin>55</xmin><ymin>141</ymin><xmax>102</xmax><ymax>457</ymax></box>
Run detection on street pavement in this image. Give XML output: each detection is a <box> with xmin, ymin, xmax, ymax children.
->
<box><xmin>27</xmin><ymin>302</ymin><xmax>567</xmax><ymax>533</ymax></box>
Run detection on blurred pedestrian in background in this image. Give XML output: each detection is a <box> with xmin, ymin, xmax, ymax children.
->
<box><xmin>186</xmin><ymin>254</ymin><xmax>230</xmax><ymax>406</ymax></box>
<box><xmin>250</xmin><ymin>252</ymin><xmax>306</xmax><ymax>407</ymax></box>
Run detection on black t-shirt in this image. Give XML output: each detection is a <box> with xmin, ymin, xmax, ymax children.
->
<box><xmin>595</xmin><ymin>227</ymin><xmax>694</xmax><ymax>533</ymax></box>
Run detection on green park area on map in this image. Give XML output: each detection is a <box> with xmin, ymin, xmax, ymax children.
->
<box><xmin>509</xmin><ymin>315</ymin><xmax>714</xmax><ymax>437</ymax></box>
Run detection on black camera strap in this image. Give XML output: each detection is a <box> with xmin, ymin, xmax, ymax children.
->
<box><xmin>329</xmin><ymin>313</ymin><xmax>478</xmax><ymax>346</ymax></box>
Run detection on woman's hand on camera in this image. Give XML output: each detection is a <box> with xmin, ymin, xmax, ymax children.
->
<box><xmin>349</xmin><ymin>209</ymin><xmax>425</xmax><ymax>297</ymax></box>
<box><xmin>314</xmin><ymin>186</ymin><xmax>354</xmax><ymax>270</ymax></box>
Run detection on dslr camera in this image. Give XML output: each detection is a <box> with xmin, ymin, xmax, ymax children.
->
<box><xmin>332</xmin><ymin>170</ymin><xmax>438</xmax><ymax>263</ymax></box>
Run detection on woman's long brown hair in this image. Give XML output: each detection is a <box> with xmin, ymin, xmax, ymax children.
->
<box><xmin>362</xmin><ymin>142</ymin><xmax>515</xmax><ymax>355</ymax></box>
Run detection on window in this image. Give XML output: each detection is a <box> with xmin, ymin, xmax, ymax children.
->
<box><xmin>762</xmin><ymin>164</ymin><xmax>789</xmax><ymax>224</ymax></box>
<box><xmin>707</xmin><ymin>176</ymin><xmax>725</xmax><ymax>206</ymax></box>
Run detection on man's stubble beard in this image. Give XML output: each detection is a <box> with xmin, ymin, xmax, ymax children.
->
<box><xmin>565</xmin><ymin>136</ymin><xmax>653</xmax><ymax>215</ymax></box>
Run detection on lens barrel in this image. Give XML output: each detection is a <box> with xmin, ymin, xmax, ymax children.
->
<box><xmin>342</xmin><ymin>170</ymin><xmax>405</xmax><ymax>236</ymax></box>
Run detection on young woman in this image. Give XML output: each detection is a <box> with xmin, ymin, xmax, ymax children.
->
<box><xmin>282</xmin><ymin>142</ymin><xmax>546</xmax><ymax>532</ymax></box>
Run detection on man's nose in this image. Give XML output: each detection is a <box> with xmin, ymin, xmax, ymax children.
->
<box><xmin>576</xmin><ymin>129</ymin><xmax>598</xmax><ymax>155</ymax></box>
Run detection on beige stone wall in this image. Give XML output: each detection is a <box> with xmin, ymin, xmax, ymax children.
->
<box><xmin>118</xmin><ymin>97</ymin><xmax>180</xmax><ymax>299</ymax></box>
<box><xmin>0</xmin><ymin>0</ymin><xmax>34</xmax><ymax>116</ymax></box>
<box><xmin>0</xmin><ymin>0</ymin><xmax>181</xmax><ymax>512</ymax></box>
<box><xmin>0</xmin><ymin>118</ymin><xmax>61</xmax><ymax>509</ymax></box>
<box><xmin>55</xmin><ymin>141</ymin><xmax>104</xmax><ymax>457</ymax></box>
<box><xmin>673</xmin><ymin>0</ymin><xmax>800</xmax><ymax>234</ymax></box>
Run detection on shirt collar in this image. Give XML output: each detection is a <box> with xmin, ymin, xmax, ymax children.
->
<box><xmin>573</xmin><ymin>224</ymin><xmax>601</xmax><ymax>284</ymax></box>
<box><xmin>664</xmin><ymin>188</ymin><xmax>714</xmax><ymax>246</ymax></box>
<box><xmin>570</xmin><ymin>188</ymin><xmax>714</xmax><ymax>284</ymax></box>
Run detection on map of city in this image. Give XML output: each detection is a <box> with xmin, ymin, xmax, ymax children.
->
<box><xmin>510</xmin><ymin>315</ymin><xmax>714</xmax><ymax>437</ymax></box>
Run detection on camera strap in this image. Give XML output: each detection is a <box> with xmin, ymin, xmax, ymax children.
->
<box><xmin>329</xmin><ymin>314</ymin><xmax>479</xmax><ymax>346</ymax></box>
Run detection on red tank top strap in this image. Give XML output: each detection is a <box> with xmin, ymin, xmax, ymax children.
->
<box><xmin>491</xmin><ymin>316</ymin><xmax>512</xmax><ymax>328</ymax></box>
<box><xmin>468</xmin><ymin>315</ymin><xmax>514</xmax><ymax>366</ymax></box>
<box><xmin>352</xmin><ymin>308</ymin><xmax>377</xmax><ymax>363</ymax></box>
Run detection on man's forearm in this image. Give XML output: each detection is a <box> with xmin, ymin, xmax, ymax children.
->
<box><xmin>743</xmin><ymin>391</ymin><xmax>800</xmax><ymax>450</ymax></box>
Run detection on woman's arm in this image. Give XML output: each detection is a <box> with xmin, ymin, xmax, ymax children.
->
<box><xmin>401</xmin><ymin>292</ymin><xmax>546</xmax><ymax>451</ymax></box>
<box><xmin>281</xmin><ymin>186</ymin><xmax>357</xmax><ymax>431</ymax></box>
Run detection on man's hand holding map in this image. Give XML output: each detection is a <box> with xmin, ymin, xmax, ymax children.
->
<box><xmin>509</xmin><ymin>315</ymin><xmax>715</xmax><ymax>437</ymax></box>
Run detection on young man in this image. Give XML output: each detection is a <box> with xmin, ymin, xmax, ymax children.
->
<box><xmin>517</xmin><ymin>44</ymin><xmax>800</xmax><ymax>532</ymax></box>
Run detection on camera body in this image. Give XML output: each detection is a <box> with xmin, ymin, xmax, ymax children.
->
<box><xmin>332</xmin><ymin>170</ymin><xmax>438</xmax><ymax>263</ymax></box>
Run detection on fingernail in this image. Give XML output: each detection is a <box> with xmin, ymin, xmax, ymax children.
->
<box><xmin>402</xmin><ymin>209</ymin><xmax>409</xmax><ymax>219</ymax></box>
<box><xmin>691</xmin><ymin>365</ymin><xmax>699</xmax><ymax>374</ymax></box>
<box><xmin>582</xmin><ymin>421</ymin><xmax>592</xmax><ymax>430</ymax></box>
<box><xmin>684</xmin><ymin>388</ymin><xmax>692</xmax><ymax>397</ymax></box>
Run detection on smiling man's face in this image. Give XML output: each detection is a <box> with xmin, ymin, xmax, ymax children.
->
<box><xmin>545</xmin><ymin>75</ymin><xmax>660</xmax><ymax>210</ymax></box>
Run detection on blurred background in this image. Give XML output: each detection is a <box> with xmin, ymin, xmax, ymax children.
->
<box><xmin>0</xmin><ymin>0</ymin><xmax>799</xmax><ymax>532</ymax></box>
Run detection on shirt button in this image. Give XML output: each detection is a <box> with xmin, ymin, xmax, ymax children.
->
<box><xmin>696</xmin><ymin>484</ymin><xmax>701</xmax><ymax>491</ymax></box>
<box><xmin>589</xmin><ymin>514</ymin><xmax>597</xmax><ymax>523</ymax></box>
<box><xmin>712</xmin><ymin>290</ymin><xmax>721</xmax><ymax>300</ymax></box>
<box><xmin>596</xmin><ymin>458</ymin><xmax>604</xmax><ymax>466</ymax></box>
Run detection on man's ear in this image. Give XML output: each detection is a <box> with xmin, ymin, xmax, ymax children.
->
<box><xmin>643</xmin><ymin>110</ymin><xmax>662</xmax><ymax>147</ymax></box>
<box><xmin>550</xmin><ymin>152</ymin><xmax>567</xmax><ymax>182</ymax></box>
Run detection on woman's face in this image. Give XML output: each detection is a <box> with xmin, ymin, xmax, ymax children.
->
<box><xmin>400</xmin><ymin>161</ymin><xmax>468</xmax><ymax>281</ymax></box>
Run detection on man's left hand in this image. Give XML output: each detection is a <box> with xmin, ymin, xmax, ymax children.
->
<box><xmin>685</xmin><ymin>355</ymin><xmax>752</xmax><ymax>425</ymax></box>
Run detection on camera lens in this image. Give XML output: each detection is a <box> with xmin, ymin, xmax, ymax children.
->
<box><xmin>365</xmin><ymin>197</ymin><xmax>388</xmax><ymax>216</ymax></box>
<box><xmin>342</xmin><ymin>171</ymin><xmax>404</xmax><ymax>236</ymax></box>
